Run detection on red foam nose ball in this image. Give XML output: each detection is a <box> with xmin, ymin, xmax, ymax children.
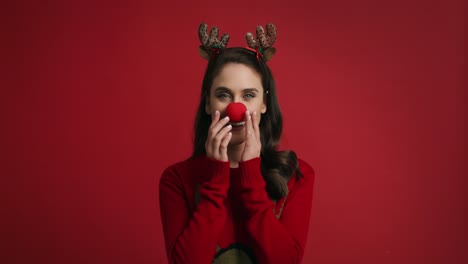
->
<box><xmin>225</xmin><ymin>102</ymin><xmax>247</xmax><ymax>123</ymax></box>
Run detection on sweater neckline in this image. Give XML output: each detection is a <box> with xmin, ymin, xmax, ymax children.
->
<box><xmin>229</xmin><ymin>167</ymin><xmax>241</xmax><ymax>174</ymax></box>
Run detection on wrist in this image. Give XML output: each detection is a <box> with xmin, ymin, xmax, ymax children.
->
<box><xmin>203</xmin><ymin>156</ymin><xmax>230</xmax><ymax>183</ymax></box>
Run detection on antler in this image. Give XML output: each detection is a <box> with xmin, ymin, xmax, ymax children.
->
<box><xmin>198</xmin><ymin>23</ymin><xmax>230</xmax><ymax>60</ymax></box>
<box><xmin>245</xmin><ymin>23</ymin><xmax>277</xmax><ymax>49</ymax></box>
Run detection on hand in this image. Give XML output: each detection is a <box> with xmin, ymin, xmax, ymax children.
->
<box><xmin>205</xmin><ymin>110</ymin><xmax>232</xmax><ymax>162</ymax></box>
<box><xmin>241</xmin><ymin>111</ymin><xmax>261</xmax><ymax>161</ymax></box>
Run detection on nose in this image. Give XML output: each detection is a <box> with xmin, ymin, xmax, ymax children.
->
<box><xmin>232</xmin><ymin>96</ymin><xmax>242</xmax><ymax>103</ymax></box>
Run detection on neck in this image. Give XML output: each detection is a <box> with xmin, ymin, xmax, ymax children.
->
<box><xmin>227</xmin><ymin>142</ymin><xmax>245</xmax><ymax>168</ymax></box>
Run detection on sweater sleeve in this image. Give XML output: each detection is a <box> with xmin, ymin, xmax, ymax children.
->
<box><xmin>233</xmin><ymin>157</ymin><xmax>315</xmax><ymax>264</ymax></box>
<box><xmin>159</xmin><ymin>158</ymin><xmax>230</xmax><ymax>264</ymax></box>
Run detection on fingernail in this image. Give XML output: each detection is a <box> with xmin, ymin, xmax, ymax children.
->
<box><xmin>224</xmin><ymin>116</ymin><xmax>229</xmax><ymax>121</ymax></box>
<box><xmin>227</xmin><ymin>125</ymin><xmax>232</xmax><ymax>129</ymax></box>
<box><xmin>246</xmin><ymin>110</ymin><xmax>250</xmax><ymax>116</ymax></box>
<box><xmin>215</xmin><ymin>110</ymin><xmax>219</xmax><ymax>115</ymax></box>
<box><xmin>254</xmin><ymin>111</ymin><xmax>257</xmax><ymax>116</ymax></box>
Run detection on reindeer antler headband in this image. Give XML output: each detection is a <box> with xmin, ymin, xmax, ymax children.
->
<box><xmin>198</xmin><ymin>23</ymin><xmax>277</xmax><ymax>62</ymax></box>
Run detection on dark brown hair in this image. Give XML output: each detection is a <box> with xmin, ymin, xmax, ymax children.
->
<box><xmin>191</xmin><ymin>47</ymin><xmax>302</xmax><ymax>199</ymax></box>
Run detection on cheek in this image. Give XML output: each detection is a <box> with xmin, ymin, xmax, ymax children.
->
<box><xmin>246</xmin><ymin>101</ymin><xmax>264</xmax><ymax>114</ymax></box>
<box><xmin>210</xmin><ymin>100</ymin><xmax>229</xmax><ymax>114</ymax></box>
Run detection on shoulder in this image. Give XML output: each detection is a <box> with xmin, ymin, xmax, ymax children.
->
<box><xmin>161</xmin><ymin>158</ymin><xmax>191</xmax><ymax>176</ymax></box>
<box><xmin>161</xmin><ymin>159</ymin><xmax>196</xmax><ymax>181</ymax></box>
<box><xmin>160</xmin><ymin>156</ymin><xmax>205</xmax><ymax>185</ymax></box>
<box><xmin>297</xmin><ymin>158</ymin><xmax>315</xmax><ymax>179</ymax></box>
<box><xmin>294</xmin><ymin>158</ymin><xmax>316</xmax><ymax>188</ymax></box>
<box><xmin>284</xmin><ymin>157</ymin><xmax>315</xmax><ymax>200</ymax></box>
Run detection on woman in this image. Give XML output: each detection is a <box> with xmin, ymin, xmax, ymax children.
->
<box><xmin>159</xmin><ymin>23</ymin><xmax>315</xmax><ymax>264</ymax></box>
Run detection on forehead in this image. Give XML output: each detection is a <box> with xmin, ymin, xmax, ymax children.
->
<box><xmin>211</xmin><ymin>63</ymin><xmax>263</xmax><ymax>93</ymax></box>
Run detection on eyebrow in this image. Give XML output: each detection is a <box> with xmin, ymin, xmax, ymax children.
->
<box><xmin>214</xmin><ymin>87</ymin><xmax>259</xmax><ymax>93</ymax></box>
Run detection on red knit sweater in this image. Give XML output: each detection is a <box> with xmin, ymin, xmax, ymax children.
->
<box><xmin>159</xmin><ymin>156</ymin><xmax>315</xmax><ymax>264</ymax></box>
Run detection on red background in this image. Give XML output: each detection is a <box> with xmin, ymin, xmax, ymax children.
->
<box><xmin>2</xmin><ymin>0</ymin><xmax>466</xmax><ymax>263</ymax></box>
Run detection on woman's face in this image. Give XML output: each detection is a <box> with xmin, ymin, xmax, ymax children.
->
<box><xmin>205</xmin><ymin>63</ymin><xmax>267</xmax><ymax>145</ymax></box>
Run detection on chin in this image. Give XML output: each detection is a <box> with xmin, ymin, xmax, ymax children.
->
<box><xmin>228</xmin><ymin>135</ymin><xmax>245</xmax><ymax>146</ymax></box>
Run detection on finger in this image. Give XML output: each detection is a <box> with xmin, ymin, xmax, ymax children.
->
<box><xmin>252</xmin><ymin>111</ymin><xmax>260</xmax><ymax>139</ymax></box>
<box><xmin>245</xmin><ymin>110</ymin><xmax>252</xmax><ymax>139</ymax></box>
<box><xmin>216</xmin><ymin>124</ymin><xmax>232</xmax><ymax>139</ymax></box>
<box><xmin>214</xmin><ymin>124</ymin><xmax>232</xmax><ymax>156</ymax></box>
<box><xmin>210</xmin><ymin>110</ymin><xmax>219</xmax><ymax>126</ymax></box>
<box><xmin>208</xmin><ymin>110</ymin><xmax>220</xmax><ymax>138</ymax></box>
<box><xmin>219</xmin><ymin>132</ymin><xmax>232</xmax><ymax>160</ymax></box>
<box><xmin>207</xmin><ymin>111</ymin><xmax>220</xmax><ymax>154</ymax></box>
<box><xmin>212</xmin><ymin>115</ymin><xmax>230</xmax><ymax>136</ymax></box>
